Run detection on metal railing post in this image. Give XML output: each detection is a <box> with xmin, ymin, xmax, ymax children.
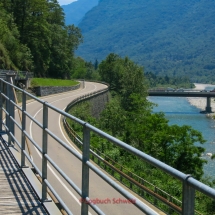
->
<box><xmin>169</xmin><ymin>196</ymin><xmax>174</xmax><ymax>215</ymax></box>
<box><xmin>154</xmin><ymin>187</ymin><xmax>158</xmax><ymax>205</ymax></box>
<box><xmin>141</xmin><ymin>179</ymin><xmax>144</xmax><ymax>197</ymax></box>
<box><xmin>81</xmin><ymin>124</ymin><xmax>90</xmax><ymax>215</ymax></box>
<box><xmin>182</xmin><ymin>175</ymin><xmax>195</xmax><ymax>215</ymax></box>
<box><xmin>42</xmin><ymin>102</ymin><xmax>48</xmax><ymax>201</ymax></box>
<box><xmin>98</xmin><ymin>151</ymin><xmax>101</xmax><ymax>166</ymax></box>
<box><xmin>119</xmin><ymin>166</ymin><xmax>122</xmax><ymax>181</ymax></box>
<box><xmin>6</xmin><ymin>73</ymin><xmax>16</xmax><ymax>145</ymax></box>
<box><xmin>129</xmin><ymin>172</ymin><xmax>132</xmax><ymax>189</ymax></box>
<box><xmin>21</xmin><ymin>91</ymin><xmax>26</xmax><ymax>166</ymax></box>
<box><xmin>0</xmin><ymin>80</ymin><xmax>3</xmax><ymax>132</ymax></box>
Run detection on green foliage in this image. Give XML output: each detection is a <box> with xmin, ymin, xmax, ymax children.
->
<box><xmin>195</xmin><ymin>177</ymin><xmax>215</xmax><ymax>214</ymax></box>
<box><xmin>30</xmin><ymin>78</ymin><xmax>79</xmax><ymax>87</ymax></box>
<box><xmin>99</xmin><ymin>96</ymin><xmax>126</xmax><ymax>137</ymax></box>
<box><xmin>98</xmin><ymin>53</ymin><xmax>123</xmax><ymax>91</ymax></box>
<box><xmin>71</xmin><ymin>57</ymin><xmax>87</xmax><ymax>79</ymax></box>
<box><xmin>0</xmin><ymin>3</ymin><xmax>33</xmax><ymax>70</ymax></box>
<box><xmin>70</xmin><ymin>102</ymin><xmax>98</xmax><ymax>125</ymax></box>
<box><xmin>67</xmin><ymin>101</ymin><xmax>99</xmax><ymax>140</ymax></box>
<box><xmin>70</xmin><ymin>57</ymin><xmax>100</xmax><ymax>80</ymax></box>
<box><xmin>145</xmin><ymin>72</ymin><xmax>195</xmax><ymax>89</ymax></box>
<box><xmin>98</xmin><ymin>53</ymin><xmax>152</xmax><ymax>110</ymax></box>
<box><xmin>0</xmin><ymin>0</ymin><xmax>83</xmax><ymax>78</ymax></box>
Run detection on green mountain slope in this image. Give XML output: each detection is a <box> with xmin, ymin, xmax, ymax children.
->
<box><xmin>76</xmin><ymin>0</ymin><xmax>215</xmax><ymax>82</ymax></box>
<box><xmin>62</xmin><ymin>0</ymin><xmax>99</xmax><ymax>26</ymax></box>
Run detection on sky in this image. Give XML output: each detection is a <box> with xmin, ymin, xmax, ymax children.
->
<box><xmin>57</xmin><ymin>0</ymin><xmax>77</xmax><ymax>6</ymax></box>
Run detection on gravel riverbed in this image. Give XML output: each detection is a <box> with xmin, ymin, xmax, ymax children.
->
<box><xmin>186</xmin><ymin>83</ymin><xmax>215</xmax><ymax>118</ymax></box>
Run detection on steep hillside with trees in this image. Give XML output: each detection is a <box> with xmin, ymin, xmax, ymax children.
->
<box><xmin>0</xmin><ymin>4</ymin><xmax>33</xmax><ymax>71</ymax></box>
<box><xmin>62</xmin><ymin>0</ymin><xmax>99</xmax><ymax>26</ymax></box>
<box><xmin>0</xmin><ymin>0</ymin><xmax>83</xmax><ymax>79</ymax></box>
<box><xmin>76</xmin><ymin>0</ymin><xmax>215</xmax><ymax>83</ymax></box>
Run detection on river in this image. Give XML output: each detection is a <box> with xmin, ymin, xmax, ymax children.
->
<box><xmin>148</xmin><ymin>85</ymin><xmax>215</xmax><ymax>179</ymax></box>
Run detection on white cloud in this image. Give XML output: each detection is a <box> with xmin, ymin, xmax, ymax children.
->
<box><xmin>58</xmin><ymin>0</ymin><xmax>77</xmax><ymax>6</ymax></box>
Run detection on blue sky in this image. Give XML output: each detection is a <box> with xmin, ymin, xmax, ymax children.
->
<box><xmin>58</xmin><ymin>0</ymin><xmax>77</xmax><ymax>6</ymax></box>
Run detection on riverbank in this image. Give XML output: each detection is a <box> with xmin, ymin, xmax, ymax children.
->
<box><xmin>186</xmin><ymin>83</ymin><xmax>215</xmax><ymax>118</ymax></box>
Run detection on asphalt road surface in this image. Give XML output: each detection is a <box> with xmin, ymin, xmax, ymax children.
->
<box><xmin>14</xmin><ymin>81</ymin><xmax>163</xmax><ymax>215</ymax></box>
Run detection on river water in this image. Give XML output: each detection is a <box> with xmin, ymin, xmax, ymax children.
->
<box><xmin>148</xmin><ymin>86</ymin><xmax>215</xmax><ymax>179</ymax></box>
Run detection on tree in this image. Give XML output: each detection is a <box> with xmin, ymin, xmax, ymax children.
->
<box><xmin>119</xmin><ymin>57</ymin><xmax>149</xmax><ymax>111</ymax></box>
<box><xmin>98</xmin><ymin>53</ymin><xmax>123</xmax><ymax>91</ymax></box>
<box><xmin>94</xmin><ymin>59</ymin><xmax>98</xmax><ymax>70</ymax></box>
<box><xmin>66</xmin><ymin>24</ymin><xmax>83</xmax><ymax>53</ymax></box>
<box><xmin>71</xmin><ymin>57</ymin><xmax>87</xmax><ymax>79</ymax></box>
<box><xmin>100</xmin><ymin>97</ymin><xmax>126</xmax><ymax>137</ymax></box>
<box><xmin>4</xmin><ymin>0</ymin><xmax>83</xmax><ymax>78</ymax></box>
<box><xmin>47</xmin><ymin>0</ymin><xmax>65</xmax><ymax>26</ymax></box>
<box><xmin>10</xmin><ymin>0</ymin><xmax>51</xmax><ymax>76</ymax></box>
<box><xmin>0</xmin><ymin>3</ymin><xmax>33</xmax><ymax>70</ymax></box>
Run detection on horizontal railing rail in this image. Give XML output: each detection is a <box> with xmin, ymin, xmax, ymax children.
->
<box><xmin>0</xmin><ymin>77</ymin><xmax>214</xmax><ymax>215</ymax></box>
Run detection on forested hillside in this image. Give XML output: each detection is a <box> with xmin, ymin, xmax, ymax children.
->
<box><xmin>0</xmin><ymin>0</ymin><xmax>83</xmax><ymax>78</ymax></box>
<box><xmin>62</xmin><ymin>0</ymin><xmax>99</xmax><ymax>26</ymax></box>
<box><xmin>76</xmin><ymin>0</ymin><xmax>215</xmax><ymax>83</ymax></box>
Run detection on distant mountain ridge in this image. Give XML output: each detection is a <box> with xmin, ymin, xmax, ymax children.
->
<box><xmin>62</xmin><ymin>0</ymin><xmax>99</xmax><ymax>26</ymax></box>
<box><xmin>75</xmin><ymin>0</ymin><xmax>215</xmax><ymax>82</ymax></box>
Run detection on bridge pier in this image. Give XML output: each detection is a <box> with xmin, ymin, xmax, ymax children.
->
<box><xmin>205</xmin><ymin>97</ymin><xmax>212</xmax><ymax>113</ymax></box>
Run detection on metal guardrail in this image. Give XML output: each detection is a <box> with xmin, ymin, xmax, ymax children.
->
<box><xmin>0</xmin><ymin>70</ymin><xmax>33</xmax><ymax>80</ymax></box>
<box><xmin>63</xmin><ymin>120</ymin><xmax>204</xmax><ymax>215</ymax></box>
<box><xmin>0</xmin><ymin>77</ymin><xmax>214</xmax><ymax>215</ymax></box>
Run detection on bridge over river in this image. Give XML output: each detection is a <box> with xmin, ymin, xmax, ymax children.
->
<box><xmin>148</xmin><ymin>90</ymin><xmax>215</xmax><ymax>112</ymax></box>
<box><xmin>0</xmin><ymin>75</ymin><xmax>215</xmax><ymax>215</ymax></box>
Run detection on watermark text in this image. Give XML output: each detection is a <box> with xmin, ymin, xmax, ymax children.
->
<box><xmin>79</xmin><ymin>198</ymin><xmax>136</xmax><ymax>205</ymax></box>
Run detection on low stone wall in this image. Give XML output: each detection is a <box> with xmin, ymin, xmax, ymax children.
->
<box><xmin>89</xmin><ymin>92</ymin><xmax>109</xmax><ymax>118</ymax></box>
<box><xmin>34</xmin><ymin>83</ymin><xmax>80</xmax><ymax>97</ymax></box>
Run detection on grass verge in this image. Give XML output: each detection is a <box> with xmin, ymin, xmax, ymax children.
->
<box><xmin>30</xmin><ymin>78</ymin><xmax>79</xmax><ymax>87</ymax></box>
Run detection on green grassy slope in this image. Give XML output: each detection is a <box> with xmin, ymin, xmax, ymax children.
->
<box><xmin>30</xmin><ymin>78</ymin><xmax>79</xmax><ymax>87</ymax></box>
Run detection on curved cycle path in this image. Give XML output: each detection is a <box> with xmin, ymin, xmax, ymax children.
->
<box><xmin>19</xmin><ymin>81</ymin><xmax>163</xmax><ymax>215</ymax></box>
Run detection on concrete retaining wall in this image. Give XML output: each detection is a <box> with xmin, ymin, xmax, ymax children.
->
<box><xmin>34</xmin><ymin>84</ymin><xmax>80</xmax><ymax>96</ymax></box>
<box><xmin>89</xmin><ymin>92</ymin><xmax>109</xmax><ymax>118</ymax></box>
